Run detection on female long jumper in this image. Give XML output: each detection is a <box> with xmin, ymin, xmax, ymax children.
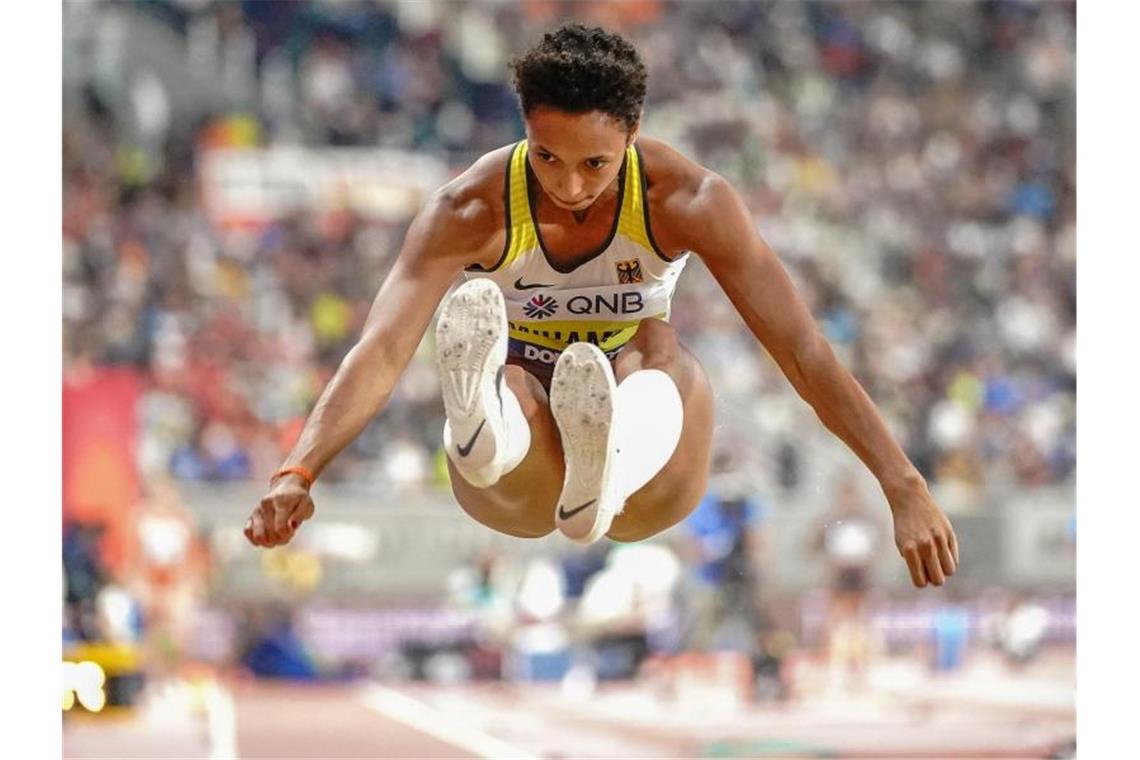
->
<box><xmin>245</xmin><ymin>24</ymin><xmax>958</xmax><ymax>589</ymax></box>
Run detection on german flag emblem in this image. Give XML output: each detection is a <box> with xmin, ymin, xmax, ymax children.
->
<box><xmin>616</xmin><ymin>258</ymin><xmax>643</xmax><ymax>284</ymax></box>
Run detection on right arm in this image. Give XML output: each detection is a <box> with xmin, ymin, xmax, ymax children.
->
<box><xmin>245</xmin><ymin>178</ymin><xmax>502</xmax><ymax>547</ymax></box>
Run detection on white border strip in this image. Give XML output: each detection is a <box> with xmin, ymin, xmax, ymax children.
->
<box><xmin>357</xmin><ymin>684</ymin><xmax>538</xmax><ymax>760</ymax></box>
<box><xmin>203</xmin><ymin>681</ymin><xmax>240</xmax><ymax>760</ymax></box>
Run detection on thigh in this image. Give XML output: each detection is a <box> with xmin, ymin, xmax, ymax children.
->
<box><xmin>447</xmin><ymin>364</ymin><xmax>563</xmax><ymax>538</ymax></box>
<box><xmin>606</xmin><ymin>324</ymin><xmax>715</xmax><ymax>542</ymax></box>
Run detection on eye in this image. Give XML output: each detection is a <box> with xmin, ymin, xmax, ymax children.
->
<box><xmin>536</xmin><ymin>150</ymin><xmax>557</xmax><ymax>164</ymax></box>
<box><xmin>585</xmin><ymin>158</ymin><xmax>608</xmax><ymax>170</ymax></box>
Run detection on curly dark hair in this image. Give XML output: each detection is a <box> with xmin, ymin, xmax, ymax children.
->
<box><xmin>509</xmin><ymin>23</ymin><xmax>647</xmax><ymax>133</ymax></box>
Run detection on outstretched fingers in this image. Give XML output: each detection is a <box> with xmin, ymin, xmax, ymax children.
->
<box><xmin>902</xmin><ymin>543</ymin><xmax>928</xmax><ymax>588</ymax></box>
<box><xmin>901</xmin><ymin>531</ymin><xmax>959</xmax><ymax>588</ymax></box>
<box><xmin>937</xmin><ymin>533</ymin><xmax>957</xmax><ymax>577</ymax></box>
<box><xmin>921</xmin><ymin>539</ymin><xmax>946</xmax><ymax>586</ymax></box>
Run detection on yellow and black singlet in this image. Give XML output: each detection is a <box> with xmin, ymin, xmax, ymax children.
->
<box><xmin>465</xmin><ymin>140</ymin><xmax>689</xmax><ymax>384</ymax></box>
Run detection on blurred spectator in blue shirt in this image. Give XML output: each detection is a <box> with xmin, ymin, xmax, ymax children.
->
<box><xmin>679</xmin><ymin>451</ymin><xmax>770</xmax><ymax>653</ymax></box>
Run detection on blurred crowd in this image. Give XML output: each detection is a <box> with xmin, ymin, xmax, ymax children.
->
<box><xmin>62</xmin><ymin>0</ymin><xmax>1075</xmax><ymax>502</ymax></box>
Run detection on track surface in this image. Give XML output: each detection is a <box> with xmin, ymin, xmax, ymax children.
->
<box><xmin>64</xmin><ymin>652</ymin><xmax>1075</xmax><ymax>759</ymax></box>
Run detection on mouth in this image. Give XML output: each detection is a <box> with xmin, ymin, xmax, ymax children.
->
<box><xmin>551</xmin><ymin>193</ymin><xmax>593</xmax><ymax>210</ymax></box>
<box><xmin>556</xmin><ymin>195</ymin><xmax>592</xmax><ymax>210</ymax></box>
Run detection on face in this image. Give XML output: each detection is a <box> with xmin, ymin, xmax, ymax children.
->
<box><xmin>524</xmin><ymin>107</ymin><xmax>636</xmax><ymax>212</ymax></box>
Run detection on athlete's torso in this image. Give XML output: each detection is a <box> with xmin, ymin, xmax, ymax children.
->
<box><xmin>464</xmin><ymin>140</ymin><xmax>689</xmax><ymax>386</ymax></box>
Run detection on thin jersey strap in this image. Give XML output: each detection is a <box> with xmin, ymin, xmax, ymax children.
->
<box><xmin>622</xmin><ymin>144</ymin><xmax>674</xmax><ymax>262</ymax></box>
<box><xmin>503</xmin><ymin>140</ymin><xmax>537</xmax><ymax>269</ymax></box>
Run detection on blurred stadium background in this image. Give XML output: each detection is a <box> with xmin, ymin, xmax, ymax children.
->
<box><xmin>61</xmin><ymin>1</ymin><xmax>1075</xmax><ymax>757</ymax></box>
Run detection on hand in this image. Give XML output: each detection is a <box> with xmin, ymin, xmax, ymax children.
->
<box><xmin>245</xmin><ymin>473</ymin><xmax>315</xmax><ymax>548</ymax></box>
<box><xmin>886</xmin><ymin>476</ymin><xmax>959</xmax><ymax>588</ymax></box>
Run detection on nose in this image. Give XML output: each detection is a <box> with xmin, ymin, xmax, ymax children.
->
<box><xmin>559</xmin><ymin>173</ymin><xmax>584</xmax><ymax>201</ymax></box>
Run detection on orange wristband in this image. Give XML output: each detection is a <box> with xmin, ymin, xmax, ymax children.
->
<box><xmin>271</xmin><ymin>466</ymin><xmax>315</xmax><ymax>487</ymax></box>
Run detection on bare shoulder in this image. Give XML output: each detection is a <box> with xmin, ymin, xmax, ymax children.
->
<box><xmin>415</xmin><ymin>143</ymin><xmax>514</xmax><ymax>269</ymax></box>
<box><xmin>637</xmin><ymin>137</ymin><xmax>735</xmax><ymax>257</ymax></box>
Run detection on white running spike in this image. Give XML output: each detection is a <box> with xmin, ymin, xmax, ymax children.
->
<box><xmin>550</xmin><ymin>342</ymin><xmax>623</xmax><ymax>544</ymax></box>
<box><xmin>437</xmin><ymin>279</ymin><xmax>524</xmax><ymax>488</ymax></box>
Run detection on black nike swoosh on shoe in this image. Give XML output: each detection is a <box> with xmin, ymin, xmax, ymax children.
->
<box><xmin>495</xmin><ymin>365</ymin><xmax>505</xmax><ymax>414</ymax></box>
<box><xmin>456</xmin><ymin>419</ymin><xmax>486</xmax><ymax>457</ymax></box>
<box><xmin>514</xmin><ymin>277</ymin><xmax>554</xmax><ymax>290</ymax></box>
<box><xmin>557</xmin><ymin>499</ymin><xmax>596</xmax><ymax>521</ymax></box>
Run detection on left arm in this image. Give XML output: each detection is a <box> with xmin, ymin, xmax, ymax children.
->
<box><xmin>682</xmin><ymin>175</ymin><xmax>958</xmax><ymax>588</ymax></box>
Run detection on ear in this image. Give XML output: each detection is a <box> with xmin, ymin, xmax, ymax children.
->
<box><xmin>627</xmin><ymin>120</ymin><xmax>641</xmax><ymax>146</ymax></box>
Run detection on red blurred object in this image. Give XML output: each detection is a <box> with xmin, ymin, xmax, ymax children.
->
<box><xmin>63</xmin><ymin>366</ymin><xmax>143</xmax><ymax>575</ymax></box>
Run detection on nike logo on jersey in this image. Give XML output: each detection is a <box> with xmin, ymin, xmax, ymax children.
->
<box><xmin>456</xmin><ymin>419</ymin><xmax>486</xmax><ymax>457</ymax></box>
<box><xmin>515</xmin><ymin>277</ymin><xmax>554</xmax><ymax>290</ymax></box>
<box><xmin>557</xmin><ymin>499</ymin><xmax>596</xmax><ymax>521</ymax></box>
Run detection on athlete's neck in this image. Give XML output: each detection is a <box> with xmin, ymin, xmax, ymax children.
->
<box><xmin>539</xmin><ymin>182</ymin><xmax>618</xmax><ymax>227</ymax></box>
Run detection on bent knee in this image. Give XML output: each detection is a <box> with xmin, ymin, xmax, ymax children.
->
<box><xmin>606</xmin><ymin>480</ymin><xmax>706</xmax><ymax>543</ymax></box>
<box><xmin>617</xmin><ymin>319</ymin><xmax>679</xmax><ymax>375</ymax></box>
<box><xmin>632</xmin><ymin>318</ymin><xmax>678</xmax><ymax>353</ymax></box>
<box><xmin>504</xmin><ymin>365</ymin><xmax>548</xmax><ymax>417</ymax></box>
